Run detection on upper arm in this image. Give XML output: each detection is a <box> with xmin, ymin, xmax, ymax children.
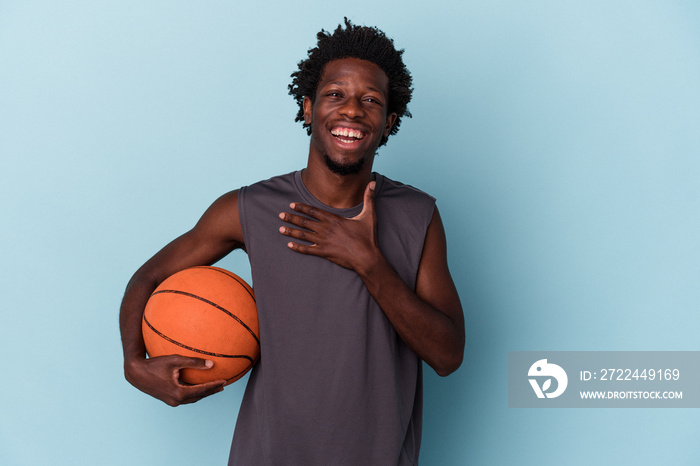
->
<box><xmin>415</xmin><ymin>208</ymin><xmax>465</xmax><ymax>342</ymax></box>
<box><xmin>135</xmin><ymin>190</ymin><xmax>244</xmax><ymax>285</ymax></box>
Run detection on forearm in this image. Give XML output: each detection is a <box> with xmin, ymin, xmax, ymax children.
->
<box><xmin>119</xmin><ymin>270</ymin><xmax>159</xmax><ymax>373</ymax></box>
<box><xmin>120</xmin><ymin>202</ymin><xmax>242</xmax><ymax>366</ymax></box>
<box><xmin>357</xmin><ymin>254</ymin><xmax>464</xmax><ymax>376</ymax></box>
<box><xmin>118</xmin><ymin>191</ymin><xmax>243</xmax><ymax>404</ymax></box>
<box><xmin>279</xmin><ymin>189</ymin><xmax>465</xmax><ymax>375</ymax></box>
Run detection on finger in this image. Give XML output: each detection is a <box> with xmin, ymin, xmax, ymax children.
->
<box><xmin>165</xmin><ymin>355</ymin><xmax>216</xmax><ymax>371</ymax></box>
<box><xmin>164</xmin><ymin>356</ymin><xmax>221</xmax><ymax>386</ymax></box>
<box><xmin>289</xmin><ymin>202</ymin><xmax>332</xmax><ymax>220</ymax></box>
<box><xmin>181</xmin><ymin>378</ymin><xmax>227</xmax><ymax>392</ymax></box>
<box><xmin>174</xmin><ymin>364</ymin><xmax>226</xmax><ymax>401</ymax></box>
<box><xmin>172</xmin><ymin>360</ymin><xmax>215</xmax><ymax>386</ymax></box>
<box><xmin>176</xmin><ymin>380</ymin><xmax>227</xmax><ymax>405</ymax></box>
<box><xmin>354</xmin><ymin>180</ymin><xmax>377</xmax><ymax>223</ymax></box>
<box><xmin>279</xmin><ymin>225</ymin><xmax>317</xmax><ymax>243</ymax></box>
<box><xmin>367</xmin><ymin>180</ymin><xmax>376</xmax><ymax>196</ymax></box>
<box><xmin>279</xmin><ymin>211</ymin><xmax>318</xmax><ymax>231</ymax></box>
<box><xmin>285</xmin><ymin>240</ymin><xmax>322</xmax><ymax>256</ymax></box>
<box><xmin>361</xmin><ymin>181</ymin><xmax>376</xmax><ymax>215</ymax></box>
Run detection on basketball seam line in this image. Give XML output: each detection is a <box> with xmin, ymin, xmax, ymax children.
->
<box><xmin>193</xmin><ymin>266</ymin><xmax>256</xmax><ymax>303</ymax></box>
<box><xmin>150</xmin><ymin>289</ymin><xmax>260</xmax><ymax>346</ymax></box>
<box><xmin>143</xmin><ymin>314</ymin><xmax>255</xmax><ymax>362</ymax></box>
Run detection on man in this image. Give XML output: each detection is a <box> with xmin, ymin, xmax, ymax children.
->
<box><xmin>121</xmin><ymin>19</ymin><xmax>464</xmax><ymax>465</ymax></box>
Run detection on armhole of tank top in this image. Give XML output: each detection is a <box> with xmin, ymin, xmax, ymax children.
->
<box><xmin>412</xmin><ymin>198</ymin><xmax>437</xmax><ymax>290</ymax></box>
<box><xmin>237</xmin><ymin>185</ymin><xmax>250</xmax><ymax>250</ymax></box>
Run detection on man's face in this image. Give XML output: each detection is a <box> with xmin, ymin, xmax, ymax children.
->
<box><xmin>304</xmin><ymin>57</ymin><xmax>397</xmax><ymax>175</ymax></box>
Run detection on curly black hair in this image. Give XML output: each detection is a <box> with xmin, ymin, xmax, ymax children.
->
<box><xmin>288</xmin><ymin>18</ymin><xmax>413</xmax><ymax>147</ymax></box>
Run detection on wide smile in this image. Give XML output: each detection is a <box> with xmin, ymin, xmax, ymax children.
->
<box><xmin>330</xmin><ymin>126</ymin><xmax>367</xmax><ymax>145</ymax></box>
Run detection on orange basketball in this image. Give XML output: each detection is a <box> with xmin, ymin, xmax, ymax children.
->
<box><xmin>142</xmin><ymin>266</ymin><xmax>259</xmax><ymax>385</ymax></box>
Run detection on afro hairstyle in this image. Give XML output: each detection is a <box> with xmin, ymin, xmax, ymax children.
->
<box><xmin>288</xmin><ymin>18</ymin><xmax>413</xmax><ymax>147</ymax></box>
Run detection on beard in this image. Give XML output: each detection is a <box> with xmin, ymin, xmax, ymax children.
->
<box><xmin>323</xmin><ymin>152</ymin><xmax>365</xmax><ymax>176</ymax></box>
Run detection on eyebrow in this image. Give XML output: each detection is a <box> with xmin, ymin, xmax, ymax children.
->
<box><xmin>325</xmin><ymin>81</ymin><xmax>386</xmax><ymax>94</ymax></box>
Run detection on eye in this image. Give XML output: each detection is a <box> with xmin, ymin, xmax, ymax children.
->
<box><xmin>364</xmin><ymin>96</ymin><xmax>383</xmax><ymax>105</ymax></box>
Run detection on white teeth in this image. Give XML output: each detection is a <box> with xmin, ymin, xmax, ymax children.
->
<box><xmin>331</xmin><ymin>128</ymin><xmax>364</xmax><ymax>139</ymax></box>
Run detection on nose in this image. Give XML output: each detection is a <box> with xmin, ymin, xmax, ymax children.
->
<box><xmin>339</xmin><ymin>97</ymin><xmax>365</xmax><ymax>119</ymax></box>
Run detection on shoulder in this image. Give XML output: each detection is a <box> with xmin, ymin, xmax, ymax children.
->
<box><xmin>374</xmin><ymin>173</ymin><xmax>436</xmax><ymax>216</ymax></box>
<box><xmin>375</xmin><ymin>173</ymin><xmax>435</xmax><ymax>201</ymax></box>
<box><xmin>238</xmin><ymin>171</ymin><xmax>300</xmax><ymax>218</ymax></box>
<box><xmin>241</xmin><ymin>171</ymin><xmax>298</xmax><ymax>197</ymax></box>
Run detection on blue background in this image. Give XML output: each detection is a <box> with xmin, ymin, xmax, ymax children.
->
<box><xmin>1</xmin><ymin>1</ymin><xmax>698</xmax><ymax>464</ymax></box>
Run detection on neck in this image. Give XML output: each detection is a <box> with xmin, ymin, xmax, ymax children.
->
<box><xmin>301</xmin><ymin>158</ymin><xmax>374</xmax><ymax>209</ymax></box>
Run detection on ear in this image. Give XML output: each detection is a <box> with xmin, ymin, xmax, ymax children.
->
<box><xmin>383</xmin><ymin>112</ymin><xmax>398</xmax><ymax>137</ymax></box>
<box><xmin>303</xmin><ymin>97</ymin><xmax>313</xmax><ymax>125</ymax></box>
